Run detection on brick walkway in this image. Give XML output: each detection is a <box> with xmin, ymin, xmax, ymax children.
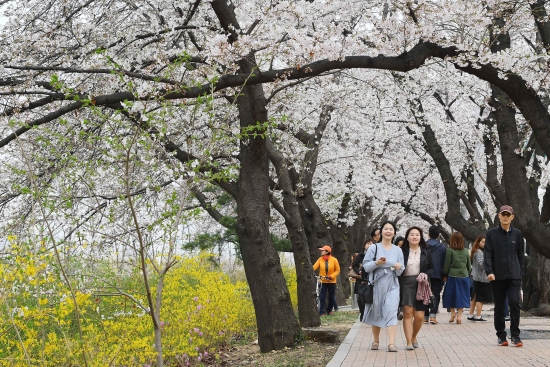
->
<box><xmin>327</xmin><ymin>306</ymin><xmax>550</xmax><ymax>367</ymax></box>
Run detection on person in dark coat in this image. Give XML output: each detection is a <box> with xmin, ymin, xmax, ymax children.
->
<box><xmin>484</xmin><ymin>205</ymin><xmax>525</xmax><ymax>347</ymax></box>
<box><xmin>352</xmin><ymin>238</ymin><xmax>373</xmax><ymax>321</ymax></box>
<box><xmin>425</xmin><ymin>226</ymin><xmax>447</xmax><ymax>324</ymax></box>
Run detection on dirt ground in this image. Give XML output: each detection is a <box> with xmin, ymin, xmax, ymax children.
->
<box><xmin>203</xmin><ymin>310</ymin><xmax>359</xmax><ymax>367</ymax></box>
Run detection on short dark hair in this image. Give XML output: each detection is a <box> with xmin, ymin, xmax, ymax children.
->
<box><xmin>394</xmin><ymin>236</ymin><xmax>405</xmax><ymax>246</ymax></box>
<box><xmin>428</xmin><ymin>225</ymin><xmax>441</xmax><ymax>239</ymax></box>
<box><xmin>370</xmin><ymin>227</ymin><xmax>381</xmax><ymax>238</ymax></box>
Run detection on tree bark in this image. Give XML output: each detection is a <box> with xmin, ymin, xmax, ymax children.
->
<box><xmin>234</xmin><ymin>78</ymin><xmax>301</xmax><ymax>351</ymax></box>
<box><xmin>209</xmin><ymin>0</ymin><xmax>301</xmax><ymax>351</ymax></box>
<box><xmin>491</xmin><ymin>85</ymin><xmax>550</xmax><ymax>258</ymax></box>
<box><xmin>267</xmin><ymin>140</ymin><xmax>321</xmax><ymax>327</ymax></box>
<box><xmin>522</xmin><ymin>245</ymin><xmax>550</xmax><ymax>310</ymax></box>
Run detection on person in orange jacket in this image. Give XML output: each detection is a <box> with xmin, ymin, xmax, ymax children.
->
<box><xmin>313</xmin><ymin>245</ymin><xmax>341</xmax><ymax>315</ymax></box>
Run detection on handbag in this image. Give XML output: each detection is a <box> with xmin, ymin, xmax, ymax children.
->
<box><xmin>348</xmin><ymin>268</ymin><xmax>361</xmax><ymax>279</ymax></box>
<box><xmin>358</xmin><ymin>281</ymin><xmax>373</xmax><ymax>304</ymax></box>
<box><xmin>358</xmin><ymin>245</ymin><xmax>378</xmax><ymax>305</ymax></box>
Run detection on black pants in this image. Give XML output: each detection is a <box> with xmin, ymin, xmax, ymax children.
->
<box><xmin>357</xmin><ymin>293</ymin><xmax>365</xmax><ymax>321</ymax></box>
<box><xmin>425</xmin><ymin>278</ymin><xmax>443</xmax><ymax>317</ymax></box>
<box><xmin>491</xmin><ymin>279</ymin><xmax>521</xmax><ymax>338</ymax></box>
<box><xmin>320</xmin><ymin>283</ymin><xmax>336</xmax><ymax>315</ymax></box>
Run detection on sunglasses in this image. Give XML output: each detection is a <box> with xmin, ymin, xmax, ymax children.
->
<box><xmin>500</xmin><ymin>212</ymin><xmax>512</xmax><ymax>217</ymax></box>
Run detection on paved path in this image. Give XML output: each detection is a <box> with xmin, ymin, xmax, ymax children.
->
<box><xmin>327</xmin><ymin>306</ymin><xmax>550</xmax><ymax>367</ymax></box>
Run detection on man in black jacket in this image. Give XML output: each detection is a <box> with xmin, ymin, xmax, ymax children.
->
<box><xmin>484</xmin><ymin>205</ymin><xmax>525</xmax><ymax>347</ymax></box>
<box><xmin>425</xmin><ymin>226</ymin><xmax>447</xmax><ymax>324</ymax></box>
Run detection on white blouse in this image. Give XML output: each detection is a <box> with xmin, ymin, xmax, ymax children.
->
<box><xmin>404</xmin><ymin>248</ymin><xmax>421</xmax><ymax>276</ymax></box>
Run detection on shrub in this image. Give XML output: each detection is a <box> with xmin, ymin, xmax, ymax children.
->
<box><xmin>0</xmin><ymin>248</ymin><xmax>257</xmax><ymax>366</ymax></box>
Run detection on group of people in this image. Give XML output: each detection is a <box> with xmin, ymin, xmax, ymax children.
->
<box><xmin>315</xmin><ymin>204</ymin><xmax>525</xmax><ymax>352</ymax></box>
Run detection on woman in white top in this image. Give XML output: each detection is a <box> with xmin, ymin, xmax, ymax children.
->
<box><xmin>399</xmin><ymin>227</ymin><xmax>434</xmax><ymax>350</ymax></box>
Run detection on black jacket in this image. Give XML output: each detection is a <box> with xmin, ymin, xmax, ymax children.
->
<box><xmin>401</xmin><ymin>246</ymin><xmax>434</xmax><ymax>278</ymax></box>
<box><xmin>484</xmin><ymin>225</ymin><xmax>525</xmax><ymax>280</ymax></box>
<box><xmin>352</xmin><ymin>251</ymin><xmax>368</xmax><ymax>294</ymax></box>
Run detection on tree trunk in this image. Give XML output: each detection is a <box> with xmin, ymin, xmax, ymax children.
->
<box><xmin>297</xmin><ymin>191</ymin><xmax>334</xmax><ymax>263</ymax></box>
<box><xmin>234</xmin><ymin>71</ymin><xmax>300</xmax><ymax>352</ymax></box>
<box><xmin>491</xmin><ymin>85</ymin><xmax>550</xmax><ymax>259</ymax></box>
<box><xmin>267</xmin><ymin>140</ymin><xmax>320</xmax><ymax>327</ymax></box>
<box><xmin>415</xmin><ymin>123</ymin><xmax>484</xmax><ymax>240</ymax></box>
<box><xmin>522</xmin><ymin>245</ymin><xmax>550</xmax><ymax>310</ymax></box>
<box><xmin>328</xmin><ymin>223</ymin><xmax>349</xmax><ymax>304</ymax></box>
<box><xmin>209</xmin><ymin>1</ymin><xmax>301</xmax><ymax>350</ymax></box>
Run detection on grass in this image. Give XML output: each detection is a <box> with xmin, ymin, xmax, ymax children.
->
<box><xmin>320</xmin><ymin>310</ymin><xmax>360</xmax><ymax>325</ymax></box>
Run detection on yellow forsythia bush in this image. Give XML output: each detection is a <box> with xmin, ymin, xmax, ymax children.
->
<box><xmin>0</xmin><ymin>247</ymin><xmax>257</xmax><ymax>366</ymax></box>
<box><xmin>281</xmin><ymin>259</ymin><xmax>298</xmax><ymax>311</ymax></box>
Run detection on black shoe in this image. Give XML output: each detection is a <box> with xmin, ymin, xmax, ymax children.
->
<box><xmin>467</xmin><ymin>315</ymin><xmax>474</xmax><ymax>321</ymax></box>
<box><xmin>498</xmin><ymin>336</ymin><xmax>508</xmax><ymax>346</ymax></box>
<box><xmin>474</xmin><ymin>316</ymin><xmax>487</xmax><ymax>321</ymax></box>
<box><xmin>511</xmin><ymin>336</ymin><xmax>523</xmax><ymax>347</ymax></box>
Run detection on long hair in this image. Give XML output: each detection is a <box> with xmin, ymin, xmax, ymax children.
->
<box><xmin>401</xmin><ymin>226</ymin><xmax>428</xmax><ymax>252</ymax></box>
<box><xmin>351</xmin><ymin>252</ymin><xmax>359</xmax><ymax>264</ymax></box>
<box><xmin>379</xmin><ymin>220</ymin><xmax>397</xmax><ymax>243</ymax></box>
<box><xmin>450</xmin><ymin>232</ymin><xmax>465</xmax><ymax>250</ymax></box>
<box><xmin>470</xmin><ymin>235</ymin><xmax>485</xmax><ymax>262</ymax></box>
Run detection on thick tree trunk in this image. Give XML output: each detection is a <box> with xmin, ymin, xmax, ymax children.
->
<box><xmin>209</xmin><ymin>1</ymin><xmax>300</xmax><ymax>351</ymax></box>
<box><xmin>235</xmin><ymin>81</ymin><xmax>301</xmax><ymax>351</ymax></box>
<box><xmin>267</xmin><ymin>140</ymin><xmax>320</xmax><ymax>327</ymax></box>
<box><xmin>491</xmin><ymin>86</ymin><xmax>550</xmax><ymax>259</ymax></box>
<box><xmin>522</xmin><ymin>245</ymin><xmax>550</xmax><ymax>310</ymax></box>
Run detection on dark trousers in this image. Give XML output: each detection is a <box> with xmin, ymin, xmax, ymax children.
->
<box><xmin>357</xmin><ymin>294</ymin><xmax>365</xmax><ymax>321</ymax></box>
<box><xmin>491</xmin><ymin>279</ymin><xmax>521</xmax><ymax>338</ymax></box>
<box><xmin>504</xmin><ymin>296</ymin><xmax>509</xmax><ymax>316</ymax></box>
<box><xmin>320</xmin><ymin>283</ymin><xmax>336</xmax><ymax>315</ymax></box>
<box><xmin>425</xmin><ymin>278</ymin><xmax>443</xmax><ymax>317</ymax></box>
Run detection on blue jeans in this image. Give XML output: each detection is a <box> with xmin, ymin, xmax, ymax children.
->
<box><xmin>320</xmin><ymin>283</ymin><xmax>336</xmax><ymax>315</ymax></box>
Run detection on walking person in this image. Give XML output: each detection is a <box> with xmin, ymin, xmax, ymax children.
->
<box><xmin>484</xmin><ymin>205</ymin><xmax>525</xmax><ymax>347</ymax></box>
<box><xmin>352</xmin><ymin>239</ymin><xmax>373</xmax><ymax>321</ymax></box>
<box><xmin>362</xmin><ymin>221</ymin><xmax>404</xmax><ymax>352</ymax></box>
<box><xmin>313</xmin><ymin>245</ymin><xmax>340</xmax><ymax>316</ymax></box>
<box><xmin>394</xmin><ymin>235</ymin><xmax>405</xmax><ymax>320</ymax></box>
<box><xmin>425</xmin><ymin>226</ymin><xmax>447</xmax><ymax>324</ymax></box>
<box><xmin>442</xmin><ymin>232</ymin><xmax>471</xmax><ymax>324</ymax></box>
<box><xmin>394</xmin><ymin>236</ymin><xmax>404</xmax><ymax>248</ymax></box>
<box><xmin>468</xmin><ymin>235</ymin><xmax>492</xmax><ymax>321</ymax></box>
<box><xmin>371</xmin><ymin>227</ymin><xmax>381</xmax><ymax>244</ymax></box>
<box><xmin>399</xmin><ymin>227</ymin><xmax>434</xmax><ymax>350</ymax></box>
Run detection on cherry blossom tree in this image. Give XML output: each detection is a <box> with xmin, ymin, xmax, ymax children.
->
<box><xmin>4</xmin><ymin>0</ymin><xmax>550</xmax><ymax>358</ymax></box>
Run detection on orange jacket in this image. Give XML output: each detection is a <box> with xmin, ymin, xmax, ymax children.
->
<box><xmin>313</xmin><ymin>255</ymin><xmax>340</xmax><ymax>283</ymax></box>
